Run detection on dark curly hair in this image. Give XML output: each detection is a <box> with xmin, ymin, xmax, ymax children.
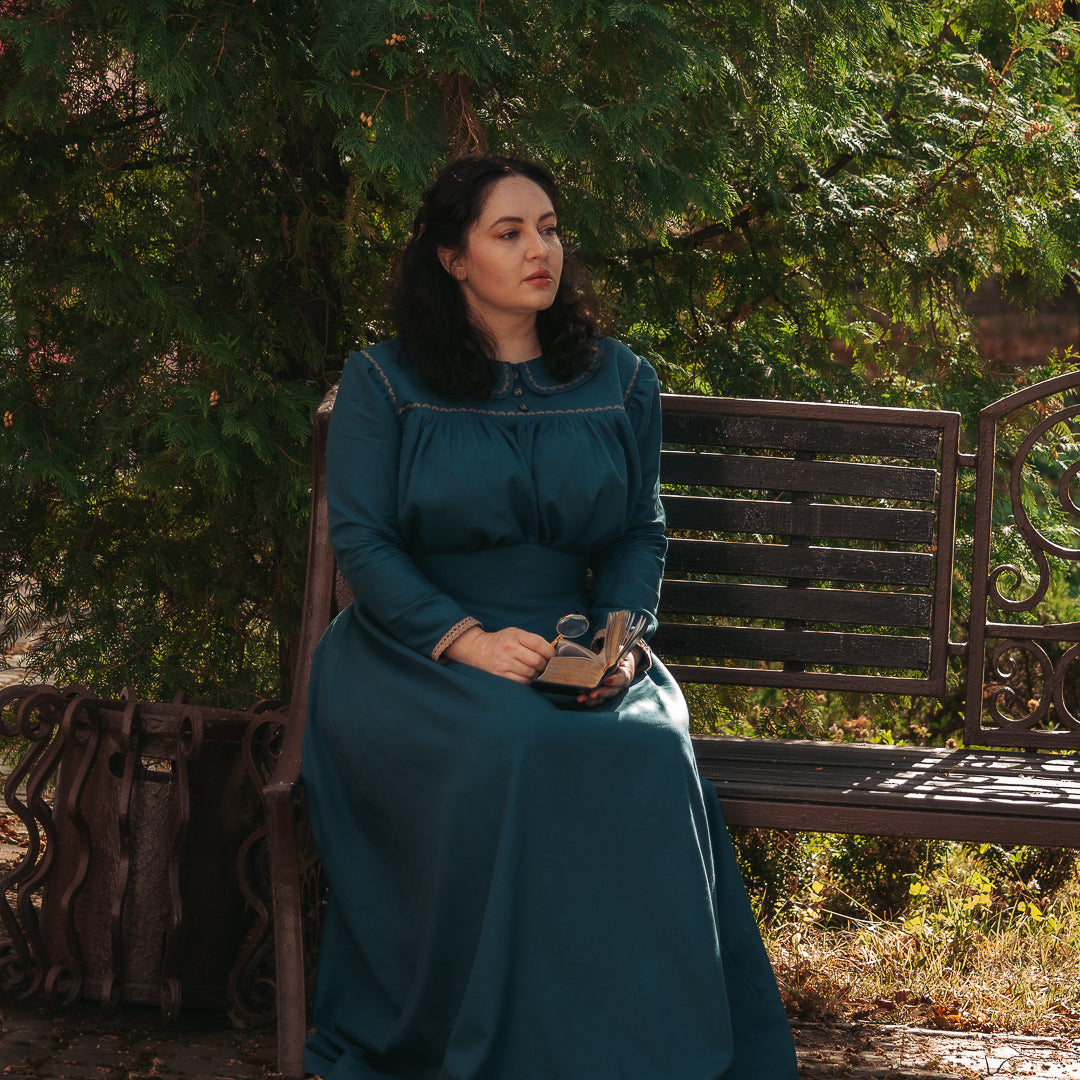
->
<box><xmin>387</xmin><ymin>155</ymin><xmax>602</xmax><ymax>398</ymax></box>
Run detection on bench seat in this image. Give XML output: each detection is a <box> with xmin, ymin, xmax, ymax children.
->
<box><xmin>696</xmin><ymin>735</ymin><xmax>1080</xmax><ymax>846</ymax></box>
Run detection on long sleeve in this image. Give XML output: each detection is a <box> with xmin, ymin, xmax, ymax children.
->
<box><xmin>587</xmin><ymin>355</ymin><xmax>667</xmax><ymax>641</ymax></box>
<box><xmin>325</xmin><ymin>352</ymin><xmax>477</xmax><ymax>659</ymax></box>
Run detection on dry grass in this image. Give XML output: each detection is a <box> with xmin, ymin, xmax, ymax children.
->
<box><xmin>761</xmin><ymin>841</ymin><xmax>1080</xmax><ymax>1037</ymax></box>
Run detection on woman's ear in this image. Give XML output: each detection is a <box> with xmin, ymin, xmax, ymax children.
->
<box><xmin>438</xmin><ymin>247</ymin><xmax>465</xmax><ymax>280</ymax></box>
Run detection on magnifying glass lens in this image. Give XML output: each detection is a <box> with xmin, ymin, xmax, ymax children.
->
<box><xmin>555</xmin><ymin>614</ymin><xmax>589</xmax><ymax>640</ymax></box>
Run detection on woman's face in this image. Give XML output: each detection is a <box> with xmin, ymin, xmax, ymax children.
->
<box><xmin>440</xmin><ymin>175</ymin><xmax>564</xmax><ymax>330</ymax></box>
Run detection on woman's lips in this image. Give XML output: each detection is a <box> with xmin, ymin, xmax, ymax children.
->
<box><xmin>525</xmin><ymin>271</ymin><xmax>553</xmax><ymax>283</ymax></box>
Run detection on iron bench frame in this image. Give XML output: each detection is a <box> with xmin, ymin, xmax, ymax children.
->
<box><xmin>259</xmin><ymin>367</ymin><xmax>1080</xmax><ymax>1077</ymax></box>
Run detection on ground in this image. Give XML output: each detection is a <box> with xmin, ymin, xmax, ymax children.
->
<box><xmin>2</xmin><ymin>1001</ymin><xmax>1080</xmax><ymax>1079</ymax></box>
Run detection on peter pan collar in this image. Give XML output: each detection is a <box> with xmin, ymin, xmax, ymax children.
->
<box><xmin>489</xmin><ymin>350</ymin><xmax>602</xmax><ymax>398</ymax></box>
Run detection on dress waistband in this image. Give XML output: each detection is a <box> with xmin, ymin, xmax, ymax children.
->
<box><xmin>415</xmin><ymin>545</ymin><xmax>588</xmax><ymax>638</ymax></box>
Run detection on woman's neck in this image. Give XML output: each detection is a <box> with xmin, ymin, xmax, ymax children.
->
<box><xmin>474</xmin><ymin>311</ymin><xmax>542</xmax><ymax>364</ymax></box>
<box><xmin>499</xmin><ymin>339</ymin><xmax>542</xmax><ymax>364</ymax></box>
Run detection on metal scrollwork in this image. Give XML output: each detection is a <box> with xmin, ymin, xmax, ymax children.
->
<box><xmin>967</xmin><ymin>378</ymin><xmax>1080</xmax><ymax>748</ymax></box>
<box><xmin>295</xmin><ymin>784</ymin><xmax>327</xmax><ymax>999</ymax></box>
<box><xmin>228</xmin><ymin>821</ymin><xmax>277</xmax><ymax>1025</ymax></box>
<box><xmin>99</xmin><ymin>696</ymin><xmax>136</xmax><ymax>1015</ymax></box>
<box><xmin>985</xmin><ymin>639</ymin><xmax>1053</xmax><ymax>730</ymax></box>
<box><xmin>44</xmin><ymin>693</ymin><xmax>108</xmax><ymax>1008</ymax></box>
<box><xmin>989</xmin><ymin>402</ymin><xmax>1080</xmax><ymax>613</ymax></box>
<box><xmin>983</xmin><ymin>638</ymin><xmax>1080</xmax><ymax>736</ymax></box>
<box><xmin>228</xmin><ymin>708</ymin><xmax>289</xmax><ymax>1026</ymax></box>
<box><xmin>1051</xmin><ymin>642</ymin><xmax>1080</xmax><ymax>731</ymax></box>
<box><xmin>988</xmin><ymin>554</ymin><xmax>1051</xmax><ymax>614</ymax></box>
<box><xmin>0</xmin><ymin>685</ymin><xmax>83</xmax><ymax>1000</ymax></box>
<box><xmin>160</xmin><ymin>707</ymin><xmax>204</xmax><ymax>1020</ymax></box>
<box><xmin>1057</xmin><ymin>458</ymin><xmax>1080</xmax><ymax>517</ymax></box>
<box><xmin>1</xmin><ymin>686</ymin><xmax>265</xmax><ymax>1016</ymax></box>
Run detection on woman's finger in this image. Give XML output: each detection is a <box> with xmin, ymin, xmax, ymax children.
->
<box><xmin>518</xmin><ymin>632</ymin><xmax>555</xmax><ymax>663</ymax></box>
<box><xmin>578</xmin><ymin>655</ymin><xmax>636</xmax><ymax>705</ymax></box>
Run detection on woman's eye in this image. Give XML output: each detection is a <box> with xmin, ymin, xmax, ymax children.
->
<box><xmin>499</xmin><ymin>230</ymin><xmax>519</xmax><ymax>240</ymax></box>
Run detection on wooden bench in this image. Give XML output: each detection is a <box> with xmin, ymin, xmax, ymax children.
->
<box><xmin>255</xmin><ymin>367</ymin><xmax>1080</xmax><ymax>1078</ymax></box>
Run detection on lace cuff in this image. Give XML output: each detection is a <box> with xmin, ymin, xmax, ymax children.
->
<box><xmin>632</xmin><ymin>639</ymin><xmax>653</xmax><ymax>674</ymax></box>
<box><xmin>432</xmin><ymin>617</ymin><xmax>482</xmax><ymax>662</ymax></box>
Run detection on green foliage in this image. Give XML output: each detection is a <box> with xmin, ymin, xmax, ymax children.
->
<box><xmin>900</xmin><ymin>843</ymin><xmax>1079</xmax><ymax>972</ymax></box>
<box><xmin>827</xmin><ymin>834</ymin><xmax>939</xmax><ymax>920</ymax></box>
<box><xmin>975</xmin><ymin>843</ymin><xmax>1080</xmax><ymax>901</ymax></box>
<box><xmin>685</xmin><ymin>683</ymin><xmax>838</xmax><ymax>740</ymax></box>
<box><xmin>737</xmin><ymin>830</ymin><xmax>1077</xmax><ymax>930</ymax></box>
<box><xmin>733</xmin><ymin>828</ymin><xmax>939</xmax><ymax>923</ymax></box>
<box><xmin>1</xmin><ymin>0</ymin><xmax>1079</xmax><ymax>701</ymax></box>
<box><xmin>729</xmin><ymin>827</ymin><xmax>817</xmax><ymax>922</ymax></box>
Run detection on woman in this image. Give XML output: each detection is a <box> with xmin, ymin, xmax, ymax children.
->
<box><xmin>301</xmin><ymin>155</ymin><xmax>798</xmax><ymax>1080</ymax></box>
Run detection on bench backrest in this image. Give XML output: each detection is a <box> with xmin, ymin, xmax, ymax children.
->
<box><xmin>655</xmin><ymin>396</ymin><xmax>959</xmax><ymax>698</ymax></box>
<box><xmin>283</xmin><ymin>369</ymin><xmax>1080</xmax><ymax>758</ymax></box>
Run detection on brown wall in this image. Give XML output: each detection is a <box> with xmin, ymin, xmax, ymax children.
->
<box><xmin>968</xmin><ymin>279</ymin><xmax>1080</xmax><ymax>369</ymax></box>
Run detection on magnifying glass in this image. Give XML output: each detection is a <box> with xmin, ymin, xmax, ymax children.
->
<box><xmin>552</xmin><ymin>613</ymin><xmax>589</xmax><ymax>646</ymax></box>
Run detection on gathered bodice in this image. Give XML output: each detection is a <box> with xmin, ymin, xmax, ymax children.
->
<box><xmin>325</xmin><ymin>337</ymin><xmax>667</xmax><ymax>658</ymax></box>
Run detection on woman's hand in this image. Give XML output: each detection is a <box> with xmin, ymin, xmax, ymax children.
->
<box><xmin>443</xmin><ymin>625</ymin><xmax>555</xmax><ymax>684</ymax></box>
<box><xmin>576</xmin><ymin>647</ymin><xmax>641</xmax><ymax>706</ymax></box>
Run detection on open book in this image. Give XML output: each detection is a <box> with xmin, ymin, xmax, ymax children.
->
<box><xmin>533</xmin><ymin>610</ymin><xmax>648</xmax><ymax>693</ymax></box>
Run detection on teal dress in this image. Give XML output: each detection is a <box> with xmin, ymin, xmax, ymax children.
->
<box><xmin>301</xmin><ymin>338</ymin><xmax>797</xmax><ymax>1080</ymax></box>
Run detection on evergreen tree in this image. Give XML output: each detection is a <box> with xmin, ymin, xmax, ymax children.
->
<box><xmin>1</xmin><ymin>0</ymin><xmax>1077</xmax><ymax>703</ymax></box>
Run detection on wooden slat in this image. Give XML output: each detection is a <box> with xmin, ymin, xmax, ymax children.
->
<box><xmin>663</xmin><ymin>539</ymin><xmax>935</xmax><ymax>586</ymax></box>
<box><xmin>984</xmin><ymin>621</ymin><xmax>1080</xmax><ymax>643</ymax></box>
<box><xmin>658</xmin><ymin>580</ymin><xmax>932</xmax><ymax>628</ymax></box>
<box><xmin>691</xmin><ymin>736</ymin><xmax>1080</xmax><ymax>845</ymax></box>
<box><xmin>662</xmin><ymin>494</ymin><xmax>936</xmax><ymax>544</ymax></box>
<box><xmin>666</xmin><ymin>662</ymin><xmax>941</xmax><ymax>695</ymax></box>
<box><xmin>715</xmin><ymin>799</ymin><xmax>1080</xmax><ymax>845</ymax></box>
<box><xmin>653</xmin><ymin>622</ymin><xmax>931</xmax><ymax>669</ymax></box>
<box><xmin>661</xmin><ymin>451</ymin><xmax>938</xmax><ymax>502</ymax></box>
<box><xmin>662</xmin><ymin>411</ymin><xmax>943</xmax><ymax>458</ymax></box>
